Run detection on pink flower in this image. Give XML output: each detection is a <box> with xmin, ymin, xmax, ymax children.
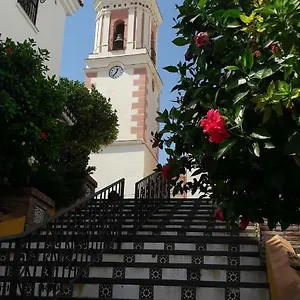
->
<box><xmin>240</xmin><ymin>217</ymin><xmax>250</xmax><ymax>230</ymax></box>
<box><xmin>200</xmin><ymin>109</ymin><xmax>230</xmax><ymax>144</ymax></box>
<box><xmin>254</xmin><ymin>50</ymin><xmax>261</xmax><ymax>58</ymax></box>
<box><xmin>193</xmin><ymin>32</ymin><xmax>209</xmax><ymax>48</ymax></box>
<box><xmin>162</xmin><ymin>165</ymin><xmax>169</xmax><ymax>180</ymax></box>
<box><xmin>214</xmin><ymin>207</ymin><xmax>225</xmax><ymax>221</ymax></box>
<box><xmin>270</xmin><ymin>43</ymin><xmax>279</xmax><ymax>54</ymax></box>
<box><xmin>6</xmin><ymin>48</ymin><xmax>12</xmax><ymax>56</ymax></box>
<box><xmin>40</xmin><ymin>132</ymin><xmax>48</xmax><ymax>140</ymax></box>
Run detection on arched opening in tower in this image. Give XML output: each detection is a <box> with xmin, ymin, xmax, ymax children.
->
<box><xmin>113</xmin><ymin>21</ymin><xmax>125</xmax><ymax>51</ymax></box>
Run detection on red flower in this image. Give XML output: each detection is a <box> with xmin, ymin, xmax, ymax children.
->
<box><xmin>185</xmin><ymin>51</ymin><xmax>193</xmax><ymax>61</ymax></box>
<box><xmin>214</xmin><ymin>207</ymin><xmax>225</xmax><ymax>221</ymax></box>
<box><xmin>254</xmin><ymin>50</ymin><xmax>261</xmax><ymax>58</ymax></box>
<box><xmin>270</xmin><ymin>43</ymin><xmax>279</xmax><ymax>54</ymax></box>
<box><xmin>194</xmin><ymin>32</ymin><xmax>209</xmax><ymax>49</ymax></box>
<box><xmin>161</xmin><ymin>165</ymin><xmax>169</xmax><ymax>180</ymax></box>
<box><xmin>40</xmin><ymin>132</ymin><xmax>48</xmax><ymax>140</ymax></box>
<box><xmin>152</xmin><ymin>139</ymin><xmax>159</xmax><ymax>148</ymax></box>
<box><xmin>240</xmin><ymin>217</ymin><xmax>250</xmax><ymax>230</ymax></box>
<box><xmin>6</xmin><ymin>48</ymin><xmax>12</xmax><ymax>56</ymax></box>
<box><xmin>200</xmin><ymin>109</ymin><xmax>230</xmax><ymax>144</ymax></box>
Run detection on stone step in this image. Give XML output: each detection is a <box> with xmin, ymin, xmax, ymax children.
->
<box><xmin>6</xmin><ymin>281</ymin><xmax>269</xmax><ymax>300</ymax></box>
<box><xmin>70</xmin><ymin>279</ymin><xmax>269</xmax><ymax>299</ymax></box>
<box><xmin>98</xmin><ymin>253</ymin><xmax>262</xmax><ymax>266</ymax></box>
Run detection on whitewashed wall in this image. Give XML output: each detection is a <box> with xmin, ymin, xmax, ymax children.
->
<box><xmin>90</xmin><ymin>143</ymin><xmax>146</xmax><ymax>198</ymax></box>
<box><xmin>0</xmin><ymin>0</ymin><xmax>80</xmax><ymax>76</ymax></box>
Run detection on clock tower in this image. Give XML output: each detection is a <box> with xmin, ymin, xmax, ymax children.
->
<box><xmin>86</xmin><ymin>0</ymin><xmax>162</xmax><ymax>197</ymax></box>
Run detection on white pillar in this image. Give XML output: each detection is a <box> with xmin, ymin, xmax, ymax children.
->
<box><xmin>127</xmin><ymin>7</ymin><xmax>135</xmax><ymax>51</ymax></box>
<box><xmin>143</xmin><ymin>11</ymin><xmax>150</xmax><ymax>51</ymax></box>
<box><xmin>135</xmin><ymin>7</ymin><xmax>143</xmax><ymax>49</ymax></box>
<box><xmin>101</xmin><ymin>10</ymin><xmax>111</xmax><ymax>53</ymax></box>
<box><xmin>94</xmin><ymin>14</ymin><xmax>103</xmax><ymax>53</ymax></box>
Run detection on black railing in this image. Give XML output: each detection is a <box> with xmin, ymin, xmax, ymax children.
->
<box><xmin>18</xmin><ymin>0</ymin><xmax>39</xmax><ymax>25</ymax></box>
<box><xmin>135</xmin><ymin>172</ymin><xmax>169</xmax><ymax>199</ymax></box>
<box><xmin>151</xmin><ymin>48</ymin><xmax>156</xmax><ymax>65</ymax></box>
<box><xmin>0</xmin><ymin>178</ymin><xmax>125</xmax><ymax>299</ymax></box>
<box><xmin>133</xmin><ymin>172</ymin><xmax>170</xmax><ymax>231</ymax></box>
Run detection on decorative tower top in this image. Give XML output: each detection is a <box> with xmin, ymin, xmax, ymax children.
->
<box><xmin>92</xmin><ymin>0</ymin><xmax>162</xmax><ymax>65</ymax></box>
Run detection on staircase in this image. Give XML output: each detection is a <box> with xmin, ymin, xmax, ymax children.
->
<box><xmin>0</xmin><ymin>174</ymin><xmax>270</xmax><ymax>300</ymax></box>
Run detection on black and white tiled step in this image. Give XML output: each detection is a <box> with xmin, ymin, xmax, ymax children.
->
<box><xmin>2</xmin><ymin>198</ymin><xmax>269</xmax><ymax>300</ymax></box>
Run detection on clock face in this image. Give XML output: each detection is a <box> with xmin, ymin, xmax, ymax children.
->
<box><xmin>109</xmin><ymin>66</ymin><xmax>124</xmax><ymax>79</ymax></box>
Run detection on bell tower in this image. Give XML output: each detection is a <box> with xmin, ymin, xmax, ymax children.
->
<box><xmin>86</xmin><ymin>0</ymin><xmax>163</xmax><ymax>197</ymax></box>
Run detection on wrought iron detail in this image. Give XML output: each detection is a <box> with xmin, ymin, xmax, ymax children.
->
<box><xmin>135</xmin><ymin>172</ymin><xmax>169</xmax><ymax>199</ymax></box>
<box><xmin>0</xmin><ymin>178</ymin><xmax>125</xmax><ymax>299</ymax></box>
<box><xmin>18</xmin><ymin>0</ymin><xmax>39</xmax><ymax>24</ymax></box>
<box><xmin>133</xmin><ymin>172</ymin><xmax>170</xmax><ymax>232</ymax></box>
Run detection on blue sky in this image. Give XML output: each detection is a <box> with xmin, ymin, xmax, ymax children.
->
<box><xmin>60</xmin><ymin>0</ymin><xmax>186</xmax><ymax>164</ymax></box>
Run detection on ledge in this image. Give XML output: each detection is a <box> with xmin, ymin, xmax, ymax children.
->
<box><xmin>61</xmin><ymin>0</ymin><xmax>83</xmax><ymax>16</ymax></box>
<box><xmin>266</xmin><ymin>235</ymin><xmax>300</xmax><ymax>300</ymax></box>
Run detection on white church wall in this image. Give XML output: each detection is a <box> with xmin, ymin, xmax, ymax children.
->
<box><xmin>0</xmin><ymin>0</ymin><xmax>79</xmax><ymax>76</ymax></box>
<box><xmin>91</xmin><ymin>66</ymin><xmax>136</xmax><ymax>141</ymax></box>
<box><xmin>89</xmin><ymin>143</ymin><xmax>145</xmax><ymax>198</ymax></box>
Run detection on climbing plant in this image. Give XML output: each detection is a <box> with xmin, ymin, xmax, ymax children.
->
<box><xmin>153</xmin><ymin>0</ymin><xmax>300</xmax><ymax>229</ymax></box>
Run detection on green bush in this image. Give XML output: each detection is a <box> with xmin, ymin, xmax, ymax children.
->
<box><xmin>0</xmin><ymin>37</ymin><xmax>118</xmax><ymax>208</ymax></box>
<box><xmin>154</xmin><ymin>0</ymin><xmax>300</xmax><ymax>230</ymax></box>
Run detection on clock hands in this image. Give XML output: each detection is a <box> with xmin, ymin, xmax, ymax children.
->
<box><xmin>113</xmin><ymin>68</ymin><xmax>118</xmax><ymax>77</ymax></box>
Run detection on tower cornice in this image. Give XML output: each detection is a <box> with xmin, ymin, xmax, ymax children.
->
<box><xmin>85</xmin><ymin>51</ymin><xmax>163</xmax><ymax>90</ymax></box>
<box><xmin>93</xmin><ymin>0</ymin><xmax>162</xmax><ymax>28</ymax></box>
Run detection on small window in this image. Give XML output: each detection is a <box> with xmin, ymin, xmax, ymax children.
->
<box><xmin>151</xmin><ymin>31</ymin><xmax>156</xmax><ymax>65</ymax></box>
<box><xmin>18</xmin><ymin>0</ymin><xmax>39</xmax><ymax>25</ymax></box>
<box><xmin>113</xmin><ymin>22</ymin><xmax>125</xmax><ymax>51</ymax></box>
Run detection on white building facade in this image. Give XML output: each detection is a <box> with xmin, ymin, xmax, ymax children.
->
<box><xmin>86</xmin><ymin>0</ymin><xmax>162</xmax><ymax>198</ymax></box>
<box><xmin>0</xmin><ymin>0</ymin><xmax>82</xmax><ymax>76</ymax></box>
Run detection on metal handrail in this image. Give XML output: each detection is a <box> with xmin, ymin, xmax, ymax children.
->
<box><xmin>0</xmin><ymin>178</ymin><xmax>125</xmax><ymax>242</ymax></box>
<box><xmin>0</xmin><ymin>173</ymin><xmax>169</xmax><ymax>299</ymax></box>
<box><xmin>0</xmin><ymin>178</ymin><xmax>125</xmax><ymax>298</ymax></box>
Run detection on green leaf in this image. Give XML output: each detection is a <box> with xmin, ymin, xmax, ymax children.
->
<box><xmin>284</xmin><ymin>132</ymin><xmax>300</xmax><ymax>155</ymax></box>
<box><xmin>198</xmin><ymin>0</ymin><xmax>207</xmax><ymax>8</ymax></box>
<box><xmin>172</xmin><ymin>37</ymin><xmax>189</xmax><ymax>46</ymax></box>
<box><xmin>253</xmin><ymin>142</ymin><xmax>260</xmax><ymax>157</ymax></box>
<box><xmin>264</xmin><ymin>142</ymin><xmax>275</xmax><ymax>149</ymax></box>
<box><xmin>278</xmin><ymin>81</ymin><xmax>291</xmax><ymax>94</ymax></box>
<box><xmin>223</xmin><ymin>9</ymin><xmax>242</xmax><ymax>18</ymax></box>
<box><xmin>192</xmin><ymin>168</ymin><xmax>202</xmax><ymax>176</ymax></box>
<box><xmin>226</xmin><ymin>78</ymin><xmax>247</xmax><ymax>90</ymax></box>
<box><xmin>240</xmin><ymin>14</ymin><xmax>251</xmax><ymax>24</ymax></box>
<box><xmin>251</xmin><ymin>68</ymin><xmax>274</xmax><ymax>79</ymax></box>
<box><xmin>234</xmin><ymin>91</ymin><xmax>249</xmax><ymax>104</ymax></box>
<box><xmin>163</xmin><ymin>66</ymin><xmax>178</xmax><ymax>73</ymax></box>
<box><xmin>224</xmin><ymin>65</ymin><xmax>240</xmax><ymax>71</ymax></box>
<box><xmin>215</xmin><ymin>139</ymin><xmax>237</xmax><ymax>160</ymax></box>
<box><xmin>226</xmin><ymin>22</ymin><xmax>241</xmax><ymax>28</ymax></box>
<box><xmin>267</xmin><ymin>81</ymin><xmax>275</xmax><ymax>97</ymax></box>
<box><xmin>263</xmin><ymin>107</ymin><xmax>272</xmax><ymax>123</ymax></box>
<box><xmin>243</xmin><ymin>49</ymin><xmax>254</xmax><ymax>70</ymax></box>
<box><xmin>250</xmin><ymin>128</ymin><xmax>271</xmax><ymax>140</ymax></box>
<box><xmin>273</xmin><ymin>103</ymin><xmax>283</xmax><ymax>115</ymax></box>
<box><xmin>234</xmin><ymin>106</ymin><xmax>245</xmax><ymax>127</ymax></box>
<box><xmin>255</xmin><ymin>6</ymin><xmax>276</xmax><ymax>15</ymax></box>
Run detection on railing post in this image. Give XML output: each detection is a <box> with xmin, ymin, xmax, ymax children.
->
<box><xmin>9</xmin><ymin>239</ymin><xmax>22</xmax><ymax>297</ymax></box>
